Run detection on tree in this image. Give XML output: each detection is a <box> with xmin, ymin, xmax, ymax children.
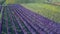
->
<box><xmin>47</xmin><ymin>0</ymin><xmax>52</xmax><ymax>2</ymax></box>
<box><xmin>0</xmin><ymin>0</ymin><xmax>6</xmax><ymax>5</ymax></box>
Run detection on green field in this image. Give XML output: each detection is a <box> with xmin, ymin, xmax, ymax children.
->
<box><xmin>21</xmin><ymin>3</ymin><xmax>60</xmax><ymax>23</ymax></box>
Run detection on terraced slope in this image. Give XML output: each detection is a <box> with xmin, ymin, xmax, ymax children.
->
<box><xmin>0</xmin><ymin>4</ymin><xmax>60</xmax><ymax>34</ymax></box>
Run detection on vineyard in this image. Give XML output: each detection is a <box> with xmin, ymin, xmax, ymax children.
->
<box><xmin>0</xmin><ymin>4</ymin><xmax>60</xmax><ymax>34</ymax></box>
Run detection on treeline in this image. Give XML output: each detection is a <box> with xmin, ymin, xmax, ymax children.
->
<box><xmin>15</xmin><ymin>0</ymin><xmax>46</xmax><ymax>3</ymax></box>
<box><xmin>15</xmin><ymin>0</ymin><xmax>60</xmax><ymax>3</ymax></box>
<box><xmin>0</xmin><ymin>0</ymin><xmax>6</xmax><ymax>5</ymax></box>
<box><xmin>0</xmin><ymin>0</ymin><xmax>60</xmax><ymax>5</ymax></box>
